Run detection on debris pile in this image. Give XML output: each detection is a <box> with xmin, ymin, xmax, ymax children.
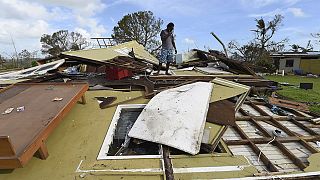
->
<box><xmin>1</xmin><ymin>41</ymin><xmax>320</xmax><ymax>180</ymax></box>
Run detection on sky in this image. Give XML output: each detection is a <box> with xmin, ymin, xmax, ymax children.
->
<box><xmin>0</xmin><ymin>0</ymin><xmax>319</xmax><ymax>58</ymax></box>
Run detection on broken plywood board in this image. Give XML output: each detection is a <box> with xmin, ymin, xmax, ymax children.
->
<box><xmin>210</xmin><ymin>78</ymin><xmax>250</xmax><ymax>103</ymax></box>
<box><xmin>128</xmin><ymin>82</ymin><xmax>213</xmax><ymax>155</ymax></box>
<box><xmin>207</xmin><ymin>78</ymin><xmax>250</xmax><ymax>126</ymax></box>
<box><xmin>206</xmin><ymin>100</ymin><xmax>235</xmax><ymax>126</ymax></box>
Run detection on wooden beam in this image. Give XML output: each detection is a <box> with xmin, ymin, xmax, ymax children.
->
<box><xmin>36</xmin><ymin>142</ymin><xmax>49</xmax><ymax>160</ymax></box>
<box><xmin>248</xmin><ymin>142</ymin><xmax>279</xmax><ymax>172</ymax></box>
<box><xmin>249</xmin><ymin>102</ymin><xmax>269</xmax><ymax>116</ymax></box>
<box><xmin>162</xmin><ymin>146</ymin><xmax>174</xmax><ymax>180</ymax></box>
<box><xmin>250</xmin><ymin>118</ymin><xmax>273</xmax><ymax>137</ymax></box>
<box><xmin>225</xmin><ymin>139</ymin><xmax>250</xmax><ymax>145</ymax></box>
<box><xmin>291</xmin><ymin>118</ymin><xmax>318</xmax><ymax>135</ymax></box>
<box><xmin>299</xmin><ymin>139</ymin><xmax>319</xmax><ymax>154</ymax></box>
<box><xmin>273</xmin><ymin>141</ymin><xmax>307</xmax><ymax>170</ymax></box>
<box><xmin>80</xmin><ymin>94</ymin><xmax>86</xmax><ymax>104</ymax></box>
<box><xmin>233</xmin><ymin>124</ymin><xmax>279</xmax><ymax>172</ymax></box>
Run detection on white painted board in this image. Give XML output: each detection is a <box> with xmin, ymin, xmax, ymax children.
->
<box><xmin>128</xmin><ymin>82</ymin><xmax>213</xmax><ymax>155</ymax></box>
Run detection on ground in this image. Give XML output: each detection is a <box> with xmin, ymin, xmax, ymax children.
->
<box><xmin>265</xmin><ymin>75</ymin><xmax>320</xmax><ymax>114</ymax></box>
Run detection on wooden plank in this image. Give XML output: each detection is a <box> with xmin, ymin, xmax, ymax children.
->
<box><xmin>36</xmin><ymin>142</ymin><xmax>49</xmax><ymax>160</ymax></box>
<box><xmin>249</xmin><ymin>142</ymin><xmax>279</xmax><ymax>172</ymax></box>
<box><xmin>232</xmin><ymin>124</ymin><xmax>279</xmax><ymax>172</ymax></box>
<box><xmin>225</xmin><ymin>139</ymin><xmax>250</xmax><ymax>145</ymax></box>
<box><xmin>278</xmin><ymin>121</ymin><xmax>310</xmax><ymax>136</ymax></box>
<box><xmin>291</xmin><ymin>118</ymin><xmax>318</xmax><ymax>135</ymax></box>
<box><xmin>241</xmin><ymin>104</ymin><xmax>261</xmax><ymax>116</ymax></box>
<box><xmin>163</xmin><ymin>146</ymin><xmax>174</xmax><ymax>180</ymax></box>
<box><xmin>268</xmin><ymin>97</ymin><xmax>309</xmax><ymax>112</ymax></box>
<box><xmin>0</xmin><ymin>136</ymin><xmax>16</xmax><ymax>157</ymax></box>
<box><xmin>273</xmin><ymin>141</ymin><xmax>307</xmax><ymax>170</ymax></box>
<box><xmin>298</xmin><ymin>139</ymin><xmax>319</xmax><ymax>154</ymax></box>
<box><xmin>256</xmin><ymin>144</ymin><xmax>300</xmax><ymax>172</ymax></box>
<box><xmin>206</xmin><ymin>100</ymin><xmax>235</xmax><ymax>126</ymax></box>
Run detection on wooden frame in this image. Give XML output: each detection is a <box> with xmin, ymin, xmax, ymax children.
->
<box><xmin>0</xmin><ymin>82</ymin><xmax>88</xmax><ymax>169</ymax></box>
<box><xmin>224</xmin><ymin>100</ymin><xmax>320</xmax><ymax>173</ymax></box>
<box><xmin>97</xmin><ymin>104</ymin><xmax>162</xmax><ymax>160</ymax></box>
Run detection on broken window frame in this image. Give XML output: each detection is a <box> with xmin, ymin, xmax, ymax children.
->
<box><xmin>97</xmin><ymin>104</ymin><xmax>163</xmax><ymax>160</ymax></box>
<box><xmin>97</xmin><ymin>103</ymin><xmax>230</xmax><ymax>160</ymax></box>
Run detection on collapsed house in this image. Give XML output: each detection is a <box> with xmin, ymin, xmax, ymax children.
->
<box><xmin>0</xmin><ymin>41</ymin><xmax>320</xmax><ymax>180</ymax></box>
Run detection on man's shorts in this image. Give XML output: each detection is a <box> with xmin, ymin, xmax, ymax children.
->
<box><xmin>159</xmin><ymin>49</ymin><xmax>175</xmax><ymax>63</ymax></box>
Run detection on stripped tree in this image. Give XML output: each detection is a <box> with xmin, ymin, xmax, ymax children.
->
<box><xmin>311</xmin><ymin>32</ymin><xmax>320</xmax><ymax>49</ymax></box>
<box><xmin>40</xmin><ymin>30</ymin><xmax>89</xmax><ymax>57</ymax></box>
<box><xmin>228</xmin><ymin>14</ymin><xmax>287</xmax><ymax>72</ymax></box>
<box><xmin>111</xmin><ymin>11</ymin><xmax>163</xmax><ymax>52</ymax></box>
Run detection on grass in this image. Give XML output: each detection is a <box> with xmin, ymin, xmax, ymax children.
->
<box><xmin>264</xmin><ymin>75</ymin><xmax>320</xmax><ymax>114</ymax></box>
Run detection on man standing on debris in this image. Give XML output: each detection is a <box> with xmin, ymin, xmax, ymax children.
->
<box><xmin>157</xmin><ymin>22</ymin><xmax>177</xmax><ymax>75</ymax></box>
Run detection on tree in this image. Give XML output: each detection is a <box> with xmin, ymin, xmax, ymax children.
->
<box><xmin>290</xmin><ymin>40</ymin><xmax>313</xmax><ymax>52</ymax></box>
<box><xmin>0</xmin><ymin>54</ymin><xmax>4</xmax><ymax>69</ymax></box>
<box><xmin>228</xmin><ymin>14</ymin><xmax>287</xmax><ymax>72</ymax></box>
<box><xmin>18</xmin><ymin>49</ymin><xmax>38</xmax><ymax>68</ymax></box>
<box><xmin>252</xmin><ymin>14</ymin><xmax>285</xmax><ymax>56</ymax></box>
<box><xmin>111</xmin><ymin>11</ymin><xmax>163</xmax><ymax>51</ymax></box>
<box><xmin>40</xmin><ymin>30</ymin><xmax>89</xmax><ymax>56</ymax></box>
<box><xmin>311</xmin><ymin>32</ymin><xmax>320</xmax><ymax>49</ymax></box>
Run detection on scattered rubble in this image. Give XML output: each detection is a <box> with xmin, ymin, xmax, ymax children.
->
<box><xmin>1</xmin><ymin>41</ymin><xmax>320</xmax><ymax>179</ymax></box>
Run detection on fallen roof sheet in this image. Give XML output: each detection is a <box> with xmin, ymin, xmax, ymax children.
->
<box><xmin>0</xmin><ymin>59</ymin><xmax>65</xmax><ymax>82</ymax></box>
<box><xmin>61</xmin><ymin>41</ymin><xmax>159</xmax><ymax>65</ymax></box>
<box><xmin>128</xmin><ymin>82</ymin><xmax>213</xmax><ymax>155</ymax></box>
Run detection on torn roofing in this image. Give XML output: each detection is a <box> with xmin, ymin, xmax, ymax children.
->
<box><xmin>128</xmin><ymin>82</ymin><xmax>213</xmax><ymax>155</ymax></box>
<box><xmin>0</xmin><ymin>59</ymin><xmax>65</xmax><ymax>82</ymax></box>
<box><xmin>60</xmin><ymin>41</ymin><xmax>159</xmax><ymax>65</ymax></box>
<box><xmin>191</xmin><ymin>49</ymin><xmax>257</xmax><ymax>76</ymax></box>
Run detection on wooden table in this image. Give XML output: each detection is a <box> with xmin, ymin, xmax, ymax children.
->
<box><xmin>0</xmin><ymin>83</ymin><xmax>88</xmax><ymax>169</ymax></box>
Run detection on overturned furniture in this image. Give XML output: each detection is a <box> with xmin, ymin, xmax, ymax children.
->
<box><xmin>0</xmin><ymin>82</ymin><xmax>88</xmax><ymax>169</ymax></box>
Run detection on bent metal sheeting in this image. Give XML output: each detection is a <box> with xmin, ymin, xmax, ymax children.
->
<box><xmin>128</xmin><ymin>82</ymin><xmax>213</xmax><ymax>155</ymax></box>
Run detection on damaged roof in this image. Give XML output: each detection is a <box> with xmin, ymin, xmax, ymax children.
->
<box><xmin>61</xmin><ymin>41</ymin><xmax>159</xmax><ymax>65</ymax></box>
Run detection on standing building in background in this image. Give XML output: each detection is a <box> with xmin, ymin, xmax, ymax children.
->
<box><xmin>271</xmin><ymin>52</ymin><xmax>320</xmax><ymax>75</ymax></box>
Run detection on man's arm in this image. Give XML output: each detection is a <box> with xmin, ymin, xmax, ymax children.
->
<box><xmin>172</xmin><ymin>36</ymin><xmax>177</xmax><ymax>54</ymax></box>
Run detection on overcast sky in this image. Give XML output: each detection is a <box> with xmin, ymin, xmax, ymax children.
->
<box><xmin>0</xmin><ymin>0</ymin><xmax>319</xmax><ymax>57</ymax></box>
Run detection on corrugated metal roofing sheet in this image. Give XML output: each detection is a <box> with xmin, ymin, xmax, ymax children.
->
<box><xmin>62</xmin><ymin>41</ymin><xmax>159</xmax><ymax>65</ymax></box>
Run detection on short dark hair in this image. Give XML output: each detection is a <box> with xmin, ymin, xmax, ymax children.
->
<box><xmin>167</xmin><ymin>22</ymin><xmax>174</xmax><ymax>28</ymax></box>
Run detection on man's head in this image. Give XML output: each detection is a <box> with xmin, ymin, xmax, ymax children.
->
<box><xmin>167</xmin><ymin>22</ymin><xmax>174</xmax><ymax>32</ymax></box>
